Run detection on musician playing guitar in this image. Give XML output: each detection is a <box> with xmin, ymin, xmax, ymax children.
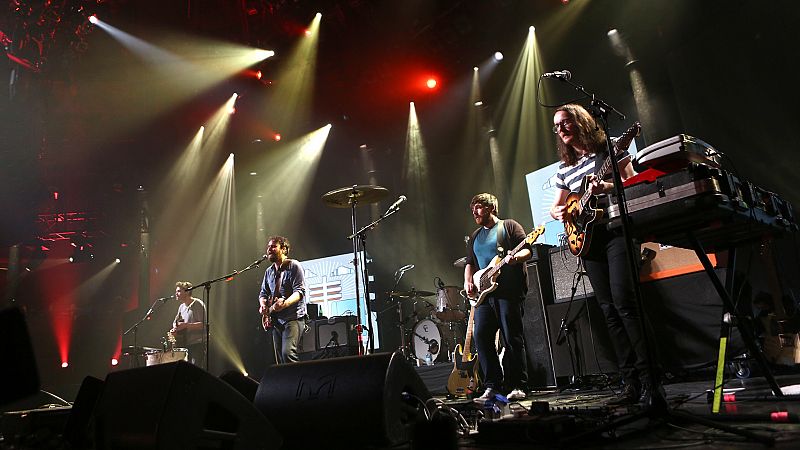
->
<box><xmin>464</xmin><ymin>193</ymin><xmax>531</xmax><ymax>403</ymax></box>
<box><xmin>549</xmin><ymin>104</ymin><xmax>651</xmax><ymax>406</ymax></box>
<box><xmin>258</xmin><ymin>235</ymin><xmax>307</xmax><ymax>365</ymax></box>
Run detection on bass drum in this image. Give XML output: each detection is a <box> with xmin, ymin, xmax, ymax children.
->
<box><xmin>411</xmin><ymin>319</ymin><xmax>450</xmax><ymax>363</ymax></box>
<box><xmin>145</xmin><ymin>348</ymin><xmax>189</xmax><ymax>366</ymax></box>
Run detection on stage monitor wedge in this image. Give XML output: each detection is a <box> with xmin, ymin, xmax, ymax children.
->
<box><xmin>93</xmin><ymin>361</ymin><xmax>281</xmax><ymax>450</ymax></box>
<box><xmin>254</xmin><ymin>351</ymin><xmax>430</xmax><ymax>447</ymax></box>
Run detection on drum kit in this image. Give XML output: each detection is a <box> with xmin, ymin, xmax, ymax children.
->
<box><xmin>393</xmin><ymin>284</ymin><xmax>469</xmax><ymax>365</ymax></box>
<box><xmin>320</xmin><ymin>183</ymin><xmax>471</xmax><ymax>363</ymax></box>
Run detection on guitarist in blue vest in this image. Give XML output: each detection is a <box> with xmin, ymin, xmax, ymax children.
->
<box><xmin>549</xmin><ymin>104</ymin><xmax>651</xmax><ymax>405</ymax></box>
<box><xmin>258</xmin><ymin>235</ymin><xmax>308</xmax><ymax>364</ymax></box>
<box><xmin>464</xmin><ymin>193</ymin><xmax>531</xmax><ymax>402</ymax></box>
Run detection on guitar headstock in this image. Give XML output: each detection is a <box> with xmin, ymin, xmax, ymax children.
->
<box><xmin>614</xmin><ymin>121</ymin><xmax>641</xmax><ymax>153</ymax></box>
<box><xmin>525</xmin><ymin>224</ymin><xmax>546</xmax><ymax>244</ymax></box>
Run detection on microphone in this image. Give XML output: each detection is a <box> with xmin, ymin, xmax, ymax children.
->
<box><xmin>398</xmin><ymin>264</ymin><xmax>414</xmax><ymax>272</ymax></box>
<box><xmin>387</xmin><ymin>195</ymin><xmax>407</xmax><ymax>211</ymax></box>
<box><xmin>158</xmin><ymin>295</ymin><xmax>174</xmax><ymax>303</ymax></box>
<box><xmin>541</xmin><ymin>70</ymin><xmax>572</xmax><ymax>80</ymax></box>
<box><xmin>436</xmin><ymin>278</ymin><xmax>445</xmax><ymax>289</ymax></box>
<box><xmin>254</xmin><ymin>254</ymin><xmax>268</xmax><ymax>265</ymax></box>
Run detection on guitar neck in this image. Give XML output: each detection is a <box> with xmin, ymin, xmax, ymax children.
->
<box><xmin>578</xmin><ymin>122</ymin><xmax>641</xmax><ymax>207</ymax></box>
<box><xmin>462</xmin><ymin>306</ymin><xmax>476</xmax><ymax>363</ymax></box>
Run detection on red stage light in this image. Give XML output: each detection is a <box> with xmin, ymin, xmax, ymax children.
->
<box><xmin>256</xmin><ymin>70</ymin><xmax>262</xmax><ymax>80</ymax></box>
<box><xmin>426</xmin><ymin>78</ymin><xmax>438</xmax><ymax>89</ymax></box>
<box><xmin>53</xmin><ymin>191</ymin><xmax>59</xmax><ymax>200</ymax></box>
<box><xmin>273</xmin><ymin>133</ymin><xmax>281</xmax><ymax>141</ymax></box>
<box><xmin>61</xmin><ymin>361</ymin><xmax>69</xmax><ymax>368</ymax></box>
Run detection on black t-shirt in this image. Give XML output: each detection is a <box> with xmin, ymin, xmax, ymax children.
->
<box><xmin>465</xmin><ymin>219</ymin><xmax>529</xmax><ymax>301</ymax></box>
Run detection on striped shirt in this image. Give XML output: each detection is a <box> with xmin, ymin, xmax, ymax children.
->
<box><xmin>553</xmin><ymin>151</ymin><xmax>631</xmax><ymax>193</ymax></box>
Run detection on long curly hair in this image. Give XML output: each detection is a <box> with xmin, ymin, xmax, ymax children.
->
<box><xmin>555</xmin><ymin>104</ymin><xmax>607</xmax><ymax>166</ymax></box>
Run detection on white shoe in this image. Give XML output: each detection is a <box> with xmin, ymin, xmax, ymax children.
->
<box><xmin>473</xmin><ymin>388</ymin><xmax>497</xmax><ymax>404</ymax></box>
<box><xmin>506</xmin><ymin>388</ymin><xmax>526</xmax><ymax>401</ymax></box>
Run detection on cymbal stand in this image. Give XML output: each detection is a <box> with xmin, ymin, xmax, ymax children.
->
<box><xmin>389</xmin><ymin>268</ymin><xmax>414</xmax><ymax>361</ymax></box>
<box><xmin>348</xmin><ymin>195</ymin><xmax>404</xmax><ymax>354</ymax></box>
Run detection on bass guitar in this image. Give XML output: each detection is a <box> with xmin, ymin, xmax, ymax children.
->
<box><xmin>466</xmin><ymin>225</ymin><xmax>546</xmax><ymax>308</ymax></box>
<box><xmin>563</xmin><ymin>121</ymin><xmax>641</xmax><ymax>256</ymax></box>
<box><xmin>446</xmin><ymin>305</ymin><xmax>480</xmax><ymax>397</ymax></box>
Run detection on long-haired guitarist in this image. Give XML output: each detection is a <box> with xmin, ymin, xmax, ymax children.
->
<box><xmin>549</xmin><ymin>104</ymin><xmax>650</xmax><ymax>405</ymax></box>
<box><xmin>464</xmin><ymin>193</ymin><xmax>531</xmax><ymax>403</ymax></box>
<box><xmin>258</xmin><ymin>235</ymin><xmax>307</xmax><ymax>364</ymax></box>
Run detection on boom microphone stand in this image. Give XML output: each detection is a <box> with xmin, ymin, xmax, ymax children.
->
<box><xmin>545</xmin><ymin>72</ymin><xmax>774</xmax><ymax>445</ymax></box>
<box><xmin>348</xmin><ymin>196</ymin><xmax>406</xmax><ymax>354</ymax></box>
<box><xmin>188</xmin><ymin>254</ymin><xmax>268</xmax><ymax>371</ymax></box>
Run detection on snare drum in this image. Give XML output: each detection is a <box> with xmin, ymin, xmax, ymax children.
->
<box><xmin>145</xmin><ymin>348</ymin><xmax>189</xmax><ymax>366</ymax></box>
<box><xmin>435</xmin><ymin>286</ymin><xmax>466</xmax><ymax>322</ymax></box>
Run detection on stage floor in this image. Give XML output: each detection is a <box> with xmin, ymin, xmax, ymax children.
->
<box><xmin>419</xmin><ymin>369</ymin><xmax>800</xmax><ymax>449</ymax></box>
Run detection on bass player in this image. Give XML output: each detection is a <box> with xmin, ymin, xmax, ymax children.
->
<box><xmin>549</xmin><ymin>104</ymin><xmax>651</xmax><ymax>405</ymax></box>
<box><xmin>258</xmin><ymin>235</ymin><xmax>307</xmax><ymax>364</ymax></box>
<box><xmin>464</xmin><ymin>193</ymin><xmax>531</xmax><ymax>402</ymax></box>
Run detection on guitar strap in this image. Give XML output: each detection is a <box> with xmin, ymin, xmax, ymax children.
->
<box><xmin>495</xmin><ymin>219</ymin><xmax>506</xmax><ymax>257</ymax></box>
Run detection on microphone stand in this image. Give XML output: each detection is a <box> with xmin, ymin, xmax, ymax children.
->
<box><xmin>555</xmin><ymin>271</ymin><xmax>590</xmax><ymax>391</ymax></box>
<box><xmin>187</xmin><ymin>256</ymin><xmax>268</xmax><ymax>372</ymax></box>
<box><xmin>347</xmin><ymin>202</ymin><xmax>403</xmax><ymax>355</ymax></box>
<box><xmin>554</xmin><ymin>75</ymin><xmax>773</xmax><ymax>446</ymax></box>
<box><xmin>122</xmin><ymin>296</ymin><xmax>171</xmax><ymax>367</ymax></box>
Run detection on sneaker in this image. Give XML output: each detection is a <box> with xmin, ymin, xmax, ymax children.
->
<box><xmin>506</xmin><ymin>388</ymin><xmax>527</xmax><ymax>401</ymax></box>
<box><xmin>472</xmin><ymin>388</ymin><xmax>497</xmax><ymax>404</ymax></box>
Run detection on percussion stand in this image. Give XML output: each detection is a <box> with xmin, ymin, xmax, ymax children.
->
<box><xmin>389</xmin><ymin>268</ymin><xmax>415</xmax><ymax>362</ymax></box>
<box><xmin>123</xmin><ymin>295</ymin><xmax>171</xmax><ymax>368</ymax></box>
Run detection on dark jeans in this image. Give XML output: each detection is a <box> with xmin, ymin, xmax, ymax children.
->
<box><xmin>272</xmin><ymin>318</ymin><xmax>303</xmax><ymax>364</ymax></box>
<box><xmin>473</xmin><ymin>296</ymin><xmax>528</xmax><ymax>392</ymax></box>
<box><xmin>187</xmin><ymin>342</ymin><xmax>206</xmax><ymax>369</ymax></box>
<box><xmin>583</xmin><ymin>230</ymin><xmax>649</xmax><ymax>385</ymax></box>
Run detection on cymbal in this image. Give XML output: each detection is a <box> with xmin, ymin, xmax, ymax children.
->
<box><xmin>391</xmin><ymin>290</ymin><xmax>436</xmax><ymax>298</ymax></box>
<box><xmin>322</xmin><ymin>185</ymin><xmax>388</xmax><ymax>208</ymax></box>
<box><xmin>453</xmin><ymin>257</ymin><xmax>467</xmax><ymax>268</ymax></box>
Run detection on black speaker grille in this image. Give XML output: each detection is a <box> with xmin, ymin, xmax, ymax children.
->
<box><xmin>549</xmin><ymin>245</ymin><xmax>594</xmax><ymax>303</ymax></box>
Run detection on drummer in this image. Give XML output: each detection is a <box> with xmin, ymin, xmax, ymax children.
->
<box><xmin>170</xmin><ymin>281</ymin><xmax>206</xmax><ymax>368</ymax></box>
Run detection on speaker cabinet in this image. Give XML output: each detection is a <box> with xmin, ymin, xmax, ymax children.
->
<box><xmin>546</xmin><ymin>297</ymin><xmax>618</xmax><ymax>382</ymax></box>
<box><xmin>0</xmin><ymin>307</ymin><xmax>39</xmax><ymax>406</ymax></box>
<box><xmin>254</xmin><ymin>352</ymin><xmax>430</xmax><ymax>448</ymax></box>
<box><xmin>521</xmin><ymin>245</ymin><xmax>557</xmax><ymax>388</ymax></box>
<box><xmin>94</xmin><ymin>361</ymin><xmax>281</xmax><ymax>449</ymax></box>
<box><xmin>549</xmin><ymin>245</ymin><xmax>594</xmax><ymax>303</ymax></box>
<box><xmin>298</xmin><ymin>319</ymin><xmax>317</xmax><ymax>355</ymax></box>
<box><xmin>316</xmin><ymin>315</ymin><xmax>358</xmax><ymax>350</ymax></box>
<box><xmin>640</xmin><ymin>268</ymin><xmax>744</xmax><ymax>370</ymax></box>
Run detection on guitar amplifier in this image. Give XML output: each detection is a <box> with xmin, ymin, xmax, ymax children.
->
<box><xmin>315</xmin><ymin>315</ymin><xmax>358</xmax><ymax>351</ymax></box>
<box><xmin>549</xmin><ymin>245</ymin><xmax>594</xmax><ymax>303</ymax></box>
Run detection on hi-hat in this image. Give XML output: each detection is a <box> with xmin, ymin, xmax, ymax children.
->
<box><xmin>390</xmin><ymin>290</ymin><xmax>436</xmax><ymax>298</ymax></box>
<box><xmin>322</xmin><ymin>185</ymin><xmax>388</xmax><ymax>208</ymax></box>
<box><xmin>453</xmin><ymin>257</ymin><xmax>467</xmax><ymax>268</ymax></box>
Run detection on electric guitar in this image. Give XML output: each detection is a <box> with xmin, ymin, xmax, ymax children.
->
<box><xmin>261</xmin><ymin>297</ymin><xmax>278</xmax><ymax>331</ymax></box>
<box><xmin>563</xmin><ymin>121</ymin><xmax>641</xmax><ymax>256</ymax></box>
<box><xmin>446</xmin><ymin>305</ymin><xmax>480</xmax><ymax>397</ymax></box>
<box><xmin>466</xmin><ymin>225</ymin><xmax>546</xmax><ymax>308</ymax></box>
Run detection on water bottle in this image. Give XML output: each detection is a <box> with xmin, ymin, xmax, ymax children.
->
<box><xmin>425</xmin><ymin>352</ymin><xmax>433</xmax><ymax>366</ymax></box>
